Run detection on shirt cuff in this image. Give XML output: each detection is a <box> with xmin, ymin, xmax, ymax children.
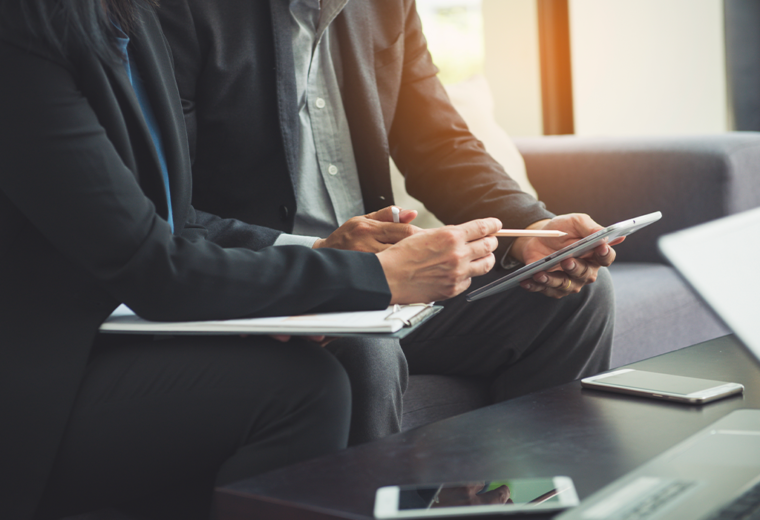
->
<box><xmin>500</xmin><ymin>242</ymin><xmax>523</xmax><ymax>270</ymax></box>
<box><xmin>273</xmin><ymin>233</ymin><xmax>320</xmax><ymax>248</ymax></box>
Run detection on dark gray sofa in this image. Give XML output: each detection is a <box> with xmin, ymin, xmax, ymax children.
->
<box><xmin>401</xmin><ymin>133</ymin><xmax>760</xmax><ymax>431</ymax></box>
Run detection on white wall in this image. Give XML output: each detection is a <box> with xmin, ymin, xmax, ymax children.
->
<box><xmin>569</xmin><ymin>0</ymin><xmax>728</xmax><ymax>136</ymax></box>
<box><xmin>483</xmin><ymin>0</ymin><xmax>544</xmax><ymax>137</ymax></box>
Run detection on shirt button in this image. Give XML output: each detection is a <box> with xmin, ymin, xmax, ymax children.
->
<box><xmin>315</xmin><ymin>97</ymin><xmax>326</xmax><ymax>109</ymax></box>
<box><xmin>328</xmin><ymin>164</ymin><xmax>338</xmax><ymax>175</ymax></box>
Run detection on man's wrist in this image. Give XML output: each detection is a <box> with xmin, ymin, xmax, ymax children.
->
<box><xmin>500</xmin><ymin>243</ymin><xmax>522</xmax><ymax>270</ymax></box>
<box><xmin>376</xmin><ymin>249</ymin><xmax>403</xmax><ymax>305</ymax></box>
<box><xmin>509</xmin><ymin>219</ymin><xmax>551</xmax><ymax>264</ymax></box>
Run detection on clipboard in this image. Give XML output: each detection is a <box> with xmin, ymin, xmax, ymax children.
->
<box><xmin>99</xmin><ymin>304</ymin><xmax>443</xmax><ymax>339</ymax></box>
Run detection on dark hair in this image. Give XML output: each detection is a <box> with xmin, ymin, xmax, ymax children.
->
<box><xmin>13</xmin><ymin>0</ymin><xmax>157</xmax><ymax>61</ymax></box>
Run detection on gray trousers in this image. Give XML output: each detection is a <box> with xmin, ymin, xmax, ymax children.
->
<box><xmin>327</xmin><ymin>267</ymin><xmax>615</xmax><ymax>445</ymax></box>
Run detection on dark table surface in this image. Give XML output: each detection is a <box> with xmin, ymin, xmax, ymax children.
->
<box><xmin>216</xmin><ymin>335</ymin><xmax>760</xmax><ymax>520</ymax></box>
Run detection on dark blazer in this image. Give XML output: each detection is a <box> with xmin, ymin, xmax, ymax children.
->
<box><xmin>0</xmin><ymin>6</ymin><xmax>389</xmax><ymax>518</ymax></box>
<box><xmin>157</xmin><ymin>0</ymin><xmax>555</xmax><ymax>246</ymax></box>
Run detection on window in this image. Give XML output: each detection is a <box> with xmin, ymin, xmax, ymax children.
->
<box><xmin>416</xmin><ymin>0</ymin><xmax>484</xmax><ymax>85</ymax></box>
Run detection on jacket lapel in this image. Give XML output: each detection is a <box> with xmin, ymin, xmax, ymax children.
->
<box><xmin>269</xmin><ymin>0</ymin><xmax>301</xmax><ymax>187</ymax></box>
<box><xmin>104</xmin><ymin>10</ymin><xmax>190</xmax><ymax>234</ymax></box>
<box><xmin>130</xmin><ymin>9</ymin><xmax>193</xmax><ymax>234</ymax></box>
<box><xmin>104</xmin><ymin>56</ymin><xmax>171</xmax><ymax>218</ymax></box>
<box><xmin>335</xmin><ymin>1</ymin><xmax>394</xmax><ymax>212</ymax></box>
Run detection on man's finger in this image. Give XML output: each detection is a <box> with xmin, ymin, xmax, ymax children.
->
<box><xmin>378</xmin><ymin>223</ymin><xmax>419</xmax><ymax>244</ymax></box>
<box><xmin>459</xmin><ymin>218</ymin><xmax>502</xmax><ymax>242</ymax></box>
<box><xmin>569</xmin><ymin>213</ymin><xmax>605</xmax><ymax>237</ymax></box>
<box><xmin>534</xmin><ymin>271</ymin><xmax>567</xmax><ymax>289</ymax></box>
<box><xmin>364</xmin><ymin>206</ymin><xmax>397</xmax><ymax>222</ymax></box>
<box><xmin>560</xmin><ymin>257</ymin><xmax>594</xmax><ymax>282</ymax></box>
<box><xmin>397</xmin><ymin>209</ymin><xmax>418</xmax><ymax>224</ymax></box>
<box><xmin>466</xmin><ymin>235</ymin><xmax>499</xmax><ymax>260</ymax></box>
<box><xmin>609</xmin><ymin>236</ymin><xmax>626</xmax><ymax>247</ymax></box>
<box><xmin>592</xmin><ymin>242</ymin><xmax>616</xmax><ymax>266</ymax></box>
<box><xmin>525</xmin><ymin>271</ymin><xmax>578</xmax><ymax>297</ymax></box>
<box><xmin>365</xmin><ymin>206</ymin><xmax>418</xmax><ymax>224</ymax></box>
<box><xmin>467</xmin><ymin>252</ymin><xmax>496</xmax><ymax>278</ymax></box>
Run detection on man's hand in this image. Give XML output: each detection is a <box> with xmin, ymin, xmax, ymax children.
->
<box><xmin>312</xmin><ymin>206</ymin><xmax>420</xmax><ymax>253</ymax></box>
<box><xmin>377</xmin><ymin>218</ymin><xmax>501</xmax><ymax>304</ymax></box>
<box><xmin>510</xmin><ymin>214</ymin><xmax>624</xmax><ymax>299</ymax></box>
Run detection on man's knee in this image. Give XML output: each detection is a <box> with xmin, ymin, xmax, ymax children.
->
<box><xmin>573</xmin><ymin>266</ymin><xmax>615</xmax><ymax>368</ymax></box>
<box><xmin>582</xmin><ymin>266</ymin><xmax>615</xmax><ymax>318</ymax></box>
<box><xmin>324</xmin><ymin>338</ymin><xmax>407</xmax><ymax>445</ymax></box>
<box><xmin>326</xmin><ymin>338</ymin><xmax>408</xmax><ymax>394</ymax></box>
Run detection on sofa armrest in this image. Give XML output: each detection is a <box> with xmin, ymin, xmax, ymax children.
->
<box><xmin>515</xmin><ymin>133</ymin><xmax>760</xmax><ymax>263</ymax></box>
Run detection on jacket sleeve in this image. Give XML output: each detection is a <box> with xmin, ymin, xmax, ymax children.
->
<box><xmin>182</xmin><ymin>206</ymin><xmax>283</xmax><ymax>250</ymax></box>
<box><xmin>0</xmin><ymin>39</ymin><xmax>390</xmax><ymax>321</ymax></box>
<box><xmin>388</xmin><ymin>1</ymin><xmax>555</xmax><ymax>234</ymax></box>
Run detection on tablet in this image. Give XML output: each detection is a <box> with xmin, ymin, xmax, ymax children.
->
<box><xmin>466</xmin><ymin>211</ymin><xmax>662</xmax><ymax>302</ymax></box>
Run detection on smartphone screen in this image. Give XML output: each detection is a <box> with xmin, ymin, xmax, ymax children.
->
<box><xmin>595</xmin><ymin>371</ymin><xmax>728</xmax><ymax>396</ymax></box>
<box><xmin>397</xmin><ymin>478</ymin><xmax>562</xmax><ymax>511</ymax></box>
<box><xmin>375</xmin><ymin>477</ymin><xmax>579</xmax><ymax>518</ymax></box>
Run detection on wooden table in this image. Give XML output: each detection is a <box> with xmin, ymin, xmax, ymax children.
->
<box><xmin>215</xmin><ymin>335</ymin><xmax>760</xmax><ymax>519</ymax></box>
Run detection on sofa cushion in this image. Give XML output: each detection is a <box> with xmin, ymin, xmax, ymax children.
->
<box><xmin>608</xmin><ymin>263</ymin><xmax>728</xmax><ymax>367</ymax></box>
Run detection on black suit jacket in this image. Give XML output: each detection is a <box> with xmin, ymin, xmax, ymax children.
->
<box><xmin>157</xmin><ymin>0</ymin><xmax>555</xmax><ymax>247</ymax></box>
<box><xmin>0</xmin><ymin>6</ymin><xmax>389</xmax><ymax>518</ymax></box>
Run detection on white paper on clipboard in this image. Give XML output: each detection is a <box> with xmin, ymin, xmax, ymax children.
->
<box><xmin>100</xmin><ymin>303</ymin><xmax>440</xmax><ymax>336</ymax></box>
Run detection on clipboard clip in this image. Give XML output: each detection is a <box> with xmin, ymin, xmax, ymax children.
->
<box><xmin>385</xmin><ymin>303</ymin><xmax>434</xmax><ymax>327</ymax></box>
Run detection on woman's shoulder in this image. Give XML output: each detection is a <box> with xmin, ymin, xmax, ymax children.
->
<box><xmin>0</xmin><ymin>1</ymin><xmax>73</xmax><ymax>68</ymax></box>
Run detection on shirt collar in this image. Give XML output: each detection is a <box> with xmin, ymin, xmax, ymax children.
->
<box><xmin>291</xmin><ymin>0</ymin><xmax>349</xmax><ymax>37</ymax></box>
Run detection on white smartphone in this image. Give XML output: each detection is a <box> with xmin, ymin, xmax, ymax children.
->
<box><xmin>467</xmin><ymin>211</ymin><xmax>662</xmax><ymax>301</ymax></box>
<box><xmin>373</xmin><ymin>476</ymin><xmax>579</xmax><ymax>518</ymax></box>
<box><xmin>581</xmin><ymin>369</ymin><xmax>744</xmax><ymax>404</ymax></box>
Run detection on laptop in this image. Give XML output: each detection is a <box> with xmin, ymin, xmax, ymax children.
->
<box><xmin>557</xmin><ymin>207</ymin><xmax>760</xmax><ymax>520</ymax></box>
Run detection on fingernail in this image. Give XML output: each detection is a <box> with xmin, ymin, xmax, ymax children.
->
<box><xmin>538</xmin><ymin>274</ymin><xmax>548</xmax><ymax>283</ymax></box>
<box><xmin>525</xmin><ymin>283</ymin><xmax>533</xmax><ymax>290</ymax></box>
<box><xmin>601</xmin><ymin>246</ymin><xmax>610</xmax><ymax>256</ymax></box>
<box><xmin>567</xmin><ymin>260</ymin><xmax>576</xmax><ymax>270</ymax></box>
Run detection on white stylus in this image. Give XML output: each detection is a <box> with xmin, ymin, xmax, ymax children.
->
<box><xmin>493</xmin><ymin>229</ymin><xmax>567</xmax><ymax>237</ymax></box>
<box><xmin>391</xmin><ymin>206</ymin><xmax>400</xmax><ymax>223</ymax></box>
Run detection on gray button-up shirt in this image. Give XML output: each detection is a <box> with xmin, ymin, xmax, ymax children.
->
<box><xmin>274</xmin><ymin>0</ymin><xmax>365</xmax><ymax>247</ymax></box>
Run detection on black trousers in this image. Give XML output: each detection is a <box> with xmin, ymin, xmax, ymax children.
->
<box><xmin>402</xmin><ymin>266</ymin><xmax>615</xmax><ymax>401</ymax></box>
<box><xmin>318</xmin><ymin>267</ymin><xmax>614</xmax><ymax>446</ymax></box>
<box><xmin>35</xmin><ymin>335</ymin><xmax>351</xmax><ymax>520</ymax></box>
